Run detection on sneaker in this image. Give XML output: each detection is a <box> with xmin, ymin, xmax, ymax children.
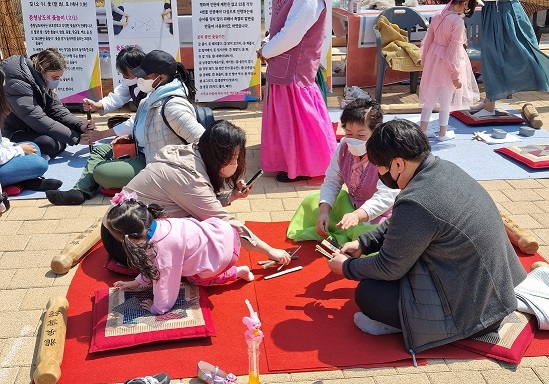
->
<box><xmin>424</xmin><ymin>128</ymin><xmax>437</xmax><ymax>138</ymax></box>
<box><xmin>125</xmin><ymin>373</ymin><xmax>170</xmax><ymax>384</ymax></box>
<box><xmin>197</xmin><ymin>361</ymin><xmax>238</xmax><ymax>384</ymax></box>
<box><xmin>436</xmin><ymin>130</ymin><xmax>456</xmax><ymax>141</ymax></box>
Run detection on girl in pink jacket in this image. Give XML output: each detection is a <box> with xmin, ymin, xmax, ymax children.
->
<box><xmin>107</xmin><ymin>196</ymin><xmax>254</xmax><ymax>315</ymax></box>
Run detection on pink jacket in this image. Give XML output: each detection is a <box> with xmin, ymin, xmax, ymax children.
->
<box><xmin>135</xmin><ymin>217</ymin><xmax>235</xmax><ymax>314</ymax></box>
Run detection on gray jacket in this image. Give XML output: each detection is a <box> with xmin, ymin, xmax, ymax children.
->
<box><xmin>343</xmin><ymin>154</ymin><xmax>526</xmax><ymax>356</ymax></box>
<box><xmin>0</xmin><ymin>55</ymin><xmax>83</xmax><ymax>145</ymax></box>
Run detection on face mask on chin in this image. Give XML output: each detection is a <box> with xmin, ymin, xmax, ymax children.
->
<box><xmin>137</xmin><ymin>75</ymin><xmax>160</xmax><ymax>93</ymax></box>
<box><xmin>378</xmin><ymin>161</ymin><xmax>400</xmax><ymax>189</ymax></box>
<box><xmin>345</xmin><ymin>137</ymin><xmax>367</xmax><ymax>157</ymax></box>
<box><xmin>123</xmin><ymin>77</ymin><xmax>138</xmax><ymax>86</ymax></box>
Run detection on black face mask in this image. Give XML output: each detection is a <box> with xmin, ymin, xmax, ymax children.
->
<box><xmin>378</xmin><ymin>161</ymin><xmax>400</xmax><ymax>189</ymax></box>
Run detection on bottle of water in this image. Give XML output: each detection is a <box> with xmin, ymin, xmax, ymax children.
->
<box><xmin>99</xmin><ymin>50</ymin><xmax>112</xmax><ymax>79</ymax></box>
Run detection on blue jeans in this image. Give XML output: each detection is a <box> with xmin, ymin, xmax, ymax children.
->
<box><xmin>0</xmin><ymin>142</ymin><xmax>48</xmax><ymax>186</ymax></box>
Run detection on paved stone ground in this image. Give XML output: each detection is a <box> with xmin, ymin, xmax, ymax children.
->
<box><xmin>1</xmin><ymin>83</ymin><xmax>549</xmax><ymax>384</ymax></box>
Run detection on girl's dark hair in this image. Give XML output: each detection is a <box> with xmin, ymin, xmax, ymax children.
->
<box><xmin>174</xmin><ymin>62</ymin><xmax>196</xmax><ymax>101</ymax></box>
<box><xmin>30</xmin><ymin>48</ymin><xmax>66</xmax><ymax>75</ymax></box>
<box><xmin>0</xmin><ymin>68</ymin><xmax>10</xmax><ymax>126</ymax></box>
<box><xmin>164</xmin><ymin>1</ymin><xmax>171</xmax><ymax>10</ymax></box>
<box><xmin>198</xmin><ymin>120</ymin><xmax>246</xmax><ymax>193</ymax></box>
<box><xmin>451</xmin><ymin>0</ymin><xmax>477</xmax><ymax>17</ymax></box>
<box><xmin>106</xmin><ymin>200</ymin><xmax>166</xmax><ymax>282</ymax></box>
<box><xmin>116</xmin><ymin>46</ymin><xmax>146</xmax><ymax>76</ymax></box>
<box><xmin>366</xmin><ymin>119</ymin><xmax>431</xmax><ymax>167</ymax></box>
<box><xmin>340</xmin><ymin>98</ymin><xmax>383</xmax><ymax>131</ymax></box>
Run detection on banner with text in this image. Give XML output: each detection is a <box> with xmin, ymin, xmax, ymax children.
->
<box><xmin>105</xmin><ymin>0</ymin><xmax>181</xmax><ymax>91</ymax></box>
<box><xmin>21</xmin><ymin>0</ymin><xmax>102</xmax><ymax>103</ymax></box>
<box><xmin>192</xmin><ymin>0</ymin><xmax>261</xmax><ymax>103</ymax></box>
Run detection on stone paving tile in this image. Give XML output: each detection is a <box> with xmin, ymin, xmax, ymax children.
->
<box><xmin>533</xmin><ymin>366</ymin><xmax>549</xmax><ymax>383</ymax></box>
<box><xmin>444</xmin><ymin>358</ymin><xmax>502</xmax><ymax>371</ymax></box>
<box><xmin>0</xmin><ymin>312</ymin><xmax>41</xmax><ymax>338</ymax></box>
<box><xmin>0</xmin><ymin>236</ymin><xmax>29</xmax><ymax>252</ymax></box>
<box><xmin>0</xmin><ymin>289</ymin><xmax>26</xmax><ymax>312</ymax></box>
<box><xmin>533</xmin><ymin>200</ymin><xmax>549</xmax><ymax>213</ymax></box>
<box><xmin>532</xmin><ymin>229</ymin><xmax>549</xmax><ymax>246</ymax></box>
<box><xmin>0</xmin><ymin>221</ymin><xmax>23</xmax><ymax>236</ymax></box>
<box><xmin>478</xmin><ymin>180</ymin><xmax>514</xmax><ymax>191</ymax></box>
<box><xmin>0</xmin><ymin>337</ymin><xmax>36</xmax><ymax>367</ymax></box>
<box><xmin>290</xmin><ymin>370</ymin><xmax>345</xmax><ymax>381</ymax></box>
<box><xmin>425</xmin><ymin>371</ymin><xmax>487</xmax><ymax>384</ymax></box>
<box><xmin>249</xmin><ymin>199</ymin><xmax>285</xmax><ymax>212</ymax></box>
<box><xmin>481</xmin><ymin>367</ymin><xmax>543</xmax><ymax>384</ymax></box>
<box><xmin>394</xmin><ymin>359</ymin><xmax>450</xmax><ymax>374</ymax></box>
<box><xmin>502</xmin><ymin>189</ymin><xmax>544</xmax><ymax>202</ymax></box>
<box><xmin>505</xmin><ymin>214</ymin><xmax>544</xmax><ymax>230</ymax></box>
<box><xmin>270</xmin><ymin>211</ymin><xmax>295</xmax><ymax>222</ymax></box>
<box><xmin>24</xmin><ymin>233</ymin><xmax>71</xmax><ymax>251</ymax></box>
<box><xmin>485</xmin><ymin>190</ymin><xmax>511</xmax><ymax>203</ymax></box>
<box><xmin>0</xmin><ymin>368</ymin><xmax>19</xmax><ymax>384</ymax></box>
<box><xmin>8</xmin><ymin>268</ymin><xmax>56</xmax><ymax>289</ymax></box>
<box><xmin>16</xmin><ymin>220</ymin><xmax>59</xmax><ymax>235</ymax></box>
<box><xmin>0</xmin><ymin>250</ymin><xmax>56</xmax><ymax>270</ymax></box>
<box><xmin>2</xmin><ymin>207</ymin><xmax>45</xmax><ymax>221</ymax></box>
<box><xmin>53</xmin><ymin>217</ymin><xmax>99</xmax><ymax>233</ymax></box>
<box><xmin>14</xmin><ymin>366</ymin><xmax>32</xmax><ymax>384</ymax></box>
<box><xmin>372</xmin><ymin>372</ymin><xmax>431</xmax><ymax>384</ymax></box>
<box><xmin>506</xmin><ymin>179</ymin><xmax>546</xmax><ymax>190</ymax></box>
<box><xmin>19</xmin><ymin>286</ymin><xmax>69</xmax><ymax>310</ymax></box>
<box><xmin>40</xmin><ymin>205</ymin><xmax>82</xmax><ymax>220</ymax></box>
<box><xmin>498</xmin><ymin>201</ymin><xmax>544</xmax><ymax>215</ymax></box>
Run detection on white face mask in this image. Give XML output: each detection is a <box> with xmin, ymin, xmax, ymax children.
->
<box><xmin>220</xmin><ymin>163</ymin><xmax>238</xmax><ymax>178</ymax></box>
<box><xmin>123</xmin><ymin>77</ymin><xmax>138</xmax><ymax>86</ymax></box>
<box><xmin>345</xmin><ymin>137</ymin><xmax>367</xmax><ymax>157</ymax></box>
<box><xmin>137</xmin><ymin>75</ymin><xmax>160</xmax><ymax>93</ymax></box>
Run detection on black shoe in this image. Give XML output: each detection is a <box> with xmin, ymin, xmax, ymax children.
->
<box><xmin>0</xmin><ymin>192</ymin><xmax>9</xmax><ymax>212</ymax></box>
<box><xmin>22</xmin><ymin>177</ymin><xmax>62</xmax><ymax>191</ymax></box>
<box><xmin>276</xmin><ymin>171</ymin><xmax>311</xmax><ymax>183</ymax></box>
<box><xmin>46</xmin><ymin>189</ymin><xmax>86</xmax><ymax>205</ymax></box>
<box><xmin>125</xmin><ymin>373</ymin><xmax>170</xmax><ymax>384</ymax></box>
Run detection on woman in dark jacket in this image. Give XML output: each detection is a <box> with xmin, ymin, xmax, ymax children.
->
<box><xmin>0</xmin><ymin>48</ymin><xmax>93</xmax><ymax>159</ymax></box>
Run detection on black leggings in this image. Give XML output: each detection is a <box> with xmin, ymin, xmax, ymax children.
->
<box><xmin>354</xmin><ymin>279</ymin><xmax>503</xmax><ymax>337</ymax></box>
<box><xmin>9</xmin><ymin>131</ymin><xmax>67</xmax><ymax>158</ymax></box>
<box><xmin>101</xmin><ymin>224</ymin><xmax>128</xmax><ymax>265</ymax></box>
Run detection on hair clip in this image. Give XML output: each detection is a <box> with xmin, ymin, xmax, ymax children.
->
<box><xmin>110</xmin><ymin>191</ymin><xmax>139</xmax><ymax>206</ymax></box>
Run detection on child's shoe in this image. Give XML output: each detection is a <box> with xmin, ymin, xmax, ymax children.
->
<box><xmin>125</xmin><ymin>373</ymin><xmax>170</xmax><ymax>384</ymax></box>
<box><xmin>197</xmin><ymin>361</ymin><xmax>238</xmax><ymax>384</ymax></box>
<box><xmin>436</xmin><ymin>130</ymin><xmax>456</xmax><ymax>141</ymax></box>
<box><xmin>474</xmin><ymin>109</ymin><xmax>496</xmax><ymax>117</ymax></box>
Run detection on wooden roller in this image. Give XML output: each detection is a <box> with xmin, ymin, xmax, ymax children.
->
<box><xmin>33</xmin><ymin>296</ymin><xmax>69</xmax><ymax>384</ymax></box>
<box><xmin>381</xmin><ymin>104</ymin><xmax>439</xmax><ymax>114</ymax></box>
<box><xmin>500</xmin><ymin>213</ymin><xmax>539</xmax><ymax>255</ymax></box>
<box><xmin>51</xmin><ymin>217</ymin><xmax>102</xmax><ymax>274</ymax></box>
<box><xmin>522</xmin><ymin>103</ymin><xmax>543</xmax><ymax>129</ymax></box>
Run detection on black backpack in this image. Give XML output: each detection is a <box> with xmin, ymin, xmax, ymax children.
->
<box><xmin>161</xmin><ymin>95</ymin><xmax>214</xmax><ymax>145</ymax></box>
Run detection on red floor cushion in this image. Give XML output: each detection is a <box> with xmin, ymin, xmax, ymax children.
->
<box><xmin>451</xmin><ymin>110</ymin><xmax>525</xmax><ymax>126</ymax></box>
<box><xmin>495</xmin><ymin>144</ymin><xmax>549</xmax><ymax>169</ymax></box>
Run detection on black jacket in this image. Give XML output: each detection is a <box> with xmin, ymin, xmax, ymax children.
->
<box><xmin>0</xmin><ymin>55</ymin><xmax>83</xmax><ymax>145</ymax></box>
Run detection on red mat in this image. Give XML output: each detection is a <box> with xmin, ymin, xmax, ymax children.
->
<box><xmin>60</xmin><ymin>222</ymin><xmax>549</xmax><ymax>383</ymax></box>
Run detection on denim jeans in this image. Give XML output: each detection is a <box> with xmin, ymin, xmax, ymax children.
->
<box><xmin>0</xmin><ymin>142</ymin><xmax>48</xmax><ymax>186</ymax></box>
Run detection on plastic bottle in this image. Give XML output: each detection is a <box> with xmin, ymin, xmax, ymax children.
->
<box><xmin>243</xmin><ymin>299</ymin><xmax>264</xmax><ymax>384</ymax></box>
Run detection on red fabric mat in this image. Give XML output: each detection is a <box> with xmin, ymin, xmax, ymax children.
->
<box><xmin>60</xmin><ymin>222</ymin><xmax>548</xmax><ymax>383</ymax></box>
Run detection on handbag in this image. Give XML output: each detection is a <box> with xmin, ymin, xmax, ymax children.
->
<box><xmin>112</xmin><ymin>137</ymin><xmax>137</xmax><ymax>160</ymax></box>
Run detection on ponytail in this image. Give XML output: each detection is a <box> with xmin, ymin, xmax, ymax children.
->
<box><xmin>175</xmin><ymin>62</ymin><xmax>196</xmax><ymax>101</ymax></box>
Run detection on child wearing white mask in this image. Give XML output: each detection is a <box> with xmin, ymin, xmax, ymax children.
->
<box><xmin>287</xmin><ymin>99</ymin><xmax>399</xmax><ymax>244</ymax></box>
<box><xmin>81</xmin><ymin>46</ymin><xmax>147</xmax><ymax>142</ymax></box>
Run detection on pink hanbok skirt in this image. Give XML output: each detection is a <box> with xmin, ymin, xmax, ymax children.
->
<box><xmin>261</xmin><ymin>81</ymin><xmax>337</xmax><ymax>179</ymax></box>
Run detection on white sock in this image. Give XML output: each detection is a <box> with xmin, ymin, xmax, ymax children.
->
<box><xmin>437</xmin><ymin>130</ymin><xmax>455</xmax><ymax>141</ymax></box>
<box><xmin>236</xmin><ymin>266</ymin><xmax>254</xmax><ymax>281</ymax></box>
<box><xmin>353</xmin><ymin>312</ymin><xmax>401</xmax><ymax>335</ymax></box>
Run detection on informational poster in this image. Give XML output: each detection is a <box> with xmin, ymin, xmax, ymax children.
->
<box><xmin>192</xmin><ymin>0</ymin><xmax>262</xmax><ymax>103</ymax></box>
<box><xmin>263</xmin><ymin>0</ymin><xmax>332</xmax><ymax>92</ymax></box>
<box><xmin>105</xmin><ymin>0</ymin><xmax>181</xmax><ymax>89</ymax></box>
<box><xmin>21</xmin><ymin>0</ymin><xmax>102</xmax><ymax>103</ymax></box>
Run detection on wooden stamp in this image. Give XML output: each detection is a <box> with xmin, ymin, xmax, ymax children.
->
<box><xmin>33</xmin><ymin>296</ymin><xmax>69</xmax><ymax>384</ymax></box>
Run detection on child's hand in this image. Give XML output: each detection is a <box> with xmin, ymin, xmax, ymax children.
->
<box><xmin>453</xmin><ymin>79</ymin><xmax>462</xmax><ymax>89</ymax></box>
<box><xmin>316</xmin><ymin>212</ymin><xmax>330</xmax><ymax>236</ymax></box>
<box><xmin>113</xmin><ymin>280</ymin><xmax>140</xmax><ymax>290</ymax></box>
<box><xmin>336</xmin><ymin>212</ymin><xmax>360</xmax><ymax>230</ymax></box>
<box><xmin>268</xmin><ymin>248</ymin><xmax>292</xmax><ymax>265</ymax></box>
<box><xmin>140</xmin><ymin>299</ymin><xmax>153</xmax><ymax>311</ymax></box>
